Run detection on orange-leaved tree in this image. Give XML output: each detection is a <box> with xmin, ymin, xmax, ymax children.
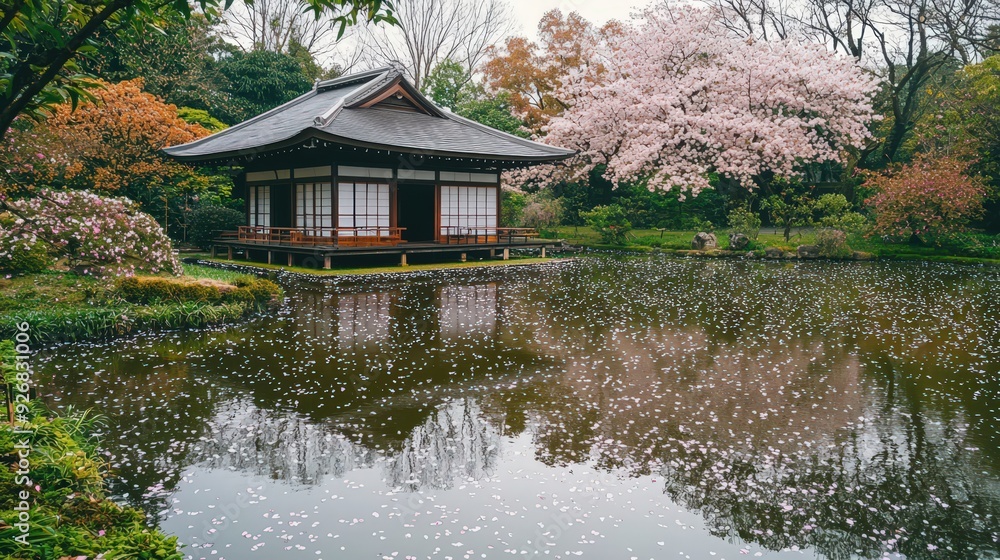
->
<box><xmin>4</xmin><ymin>79</ymin><xmax>209</xmax><ymax>192</ymax></box>
<box><xmin>866</xmin><ymin>154</ymin><xmax>985</xmax><ymax>243</ymax></box>
<box><xmin>482</xmin><ymin>10</ymin><xmax>598</xmax><ymax>135</ymax></box>
<box><xmin>1</xmin><ymin>79</ymin><xmax>214</xmax><ymax>235</ymax></box>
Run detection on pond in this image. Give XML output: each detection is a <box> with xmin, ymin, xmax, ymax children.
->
<box><xmin>32</xmin><ymin>256</ymin><xmax>1000</xmax><ymax>560</ymax></box>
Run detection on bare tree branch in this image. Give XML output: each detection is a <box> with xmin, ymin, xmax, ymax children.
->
<box><xmin>356</xmin><ymin>0</ymin><xmax>513</xmax><ymax>89</ymax></box>
<box><xmin>220</xmin><ymin>0</ymin><xmax>345</xmax><ymax>59</ymax></box>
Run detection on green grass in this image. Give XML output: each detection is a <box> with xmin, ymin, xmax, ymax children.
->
<box><xmin>549</xmin><ymin>225</ymin><xmax>999</xmax><ymax>264</ymax></box>
<box><xmin>550</xmin><ymin>226</ymin><xmax>817</xmax><ymax>251</ymax></box>
<box><xmin>181</xmin><ymin>262</ymin><xmax>247</xmax><ymax>282</ymax></box>
<box><xmin>192</xmin><ymin>256</ymin><xmax>558</xmax><ymax>277</ymax></box>
<box><xmin>0</xmin><ymin>268</ymin><xmax>280</xmax><ymax>345</ymax></box>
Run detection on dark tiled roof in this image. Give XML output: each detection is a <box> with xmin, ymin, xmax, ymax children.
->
<box><xmin>164</xmin><ymin>67</ymin><xmax>574</xmax><ymax>163</ymax></box>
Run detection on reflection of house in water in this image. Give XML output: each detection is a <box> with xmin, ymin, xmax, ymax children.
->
<box><xmin>438</xmin><ymin>283</ymin><xmax>497</xmax><ymax>338</ymax></box>
<box><xmin>288</xmin><ymin>282</ymin><xmax>501</xmax><ymax>351</ymax></box>
<box><xmin>294</xmin><ymin>290</ymin><xmax>338</xmax><ymax>339</ymax></box>
<box><xmin>338</xmin><ymin>292</ymin><xmax>394</xmax><ymax>348</ymax></box>
<box><xmin>289</xmin><ymin>289</ymin><xmax>397</xmax><ymax>346</ymax></box>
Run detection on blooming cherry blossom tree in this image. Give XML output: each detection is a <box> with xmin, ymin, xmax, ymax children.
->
<box><xmin>524</xmin><ymin>6</ymin><xmax>878</xmax><ymax>197</ymax></box>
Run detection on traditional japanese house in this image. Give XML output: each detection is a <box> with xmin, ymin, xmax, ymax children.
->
<box><xmin>164</xmin><ymin>66</ymin><xmax>574</xmax><ymax>267</ymax></box>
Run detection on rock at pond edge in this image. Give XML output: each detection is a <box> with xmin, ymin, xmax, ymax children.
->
<box><xmin>692</xmin><ymin>232</ymin><xmax>718</xmax><ymax>250</ymax></box>
<box><xmin>728</xmin><ymin>233</ymin><xmax>750</xmax><ymax>250</ymax></box>
<box><xmin>797</xmin><ymin>245</ymin><xmax>820</xmax><ymax>259</ymax></box>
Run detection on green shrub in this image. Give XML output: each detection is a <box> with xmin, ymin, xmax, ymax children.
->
<box><xmin>932</xmin><ymin>232</ymin><xmax>1000</xmax><ymax>258</ymax></box>
<box><xmin>223</xmin><ymin>278</ymin><xmax>280</xmax><ymax>305</ymax></box>
<box><xmin>501</xmin><ymin>190</ymin><xmax>527</xmax><ymax>227</ymax></box>
<box><xmin>816</xmin><ymin>228</ymin><xmax>853</xmax><ymax>258</ymax></box>
<box><xmin>186</xmin><ymin>205</ymin><xmax>245</xmax><ymax>249</ymax></box>
<box><xmin>0</xmin><ymin>237</ymin><xmax>52</xmax><ymax>275</ymax></box>
<box><xmin>823</xmin><ymin>211</ymin><xmax>871</xmax><ymax>234</ymax></box>
<box><xmin>687</xmin><ymin>216</ymin><xmax>715</xmax><ymax>233</ymax></box>
<box><xmin>582</xmin><ymin>204</ymin><xmax>632</xmax><ymax>245</ymax></box>
<box><xmin>813</xmin><ymin>193</ymin><xmax>852</xmax><ymax>218</ymax></box>
<box><xmin>223</xmin><ymin>286</ymin><xmax>257</xmax><ymax>304</ymax></box>
<box><xmin>727</xmin><ymin>206</ymin><xmax>761</xmax><ymax>240</ymax></box>
<box><xmin>0</xmin><ymin>407</ymin><xmax>182</xmax><ymax>559</ymax></box>
<box><xmin>245</xmin><ymin>278</ymin><xmax>280</xmax><ymax>302</ymax></box>
<box><xmin>521</xmin><ymin>195</ymin><xmax>563</xmax><ymax>234</ymax></box>
<box><xmin>116</xmin><ymin>276</ymin><xmax>222</xmax><ymax>304</ymax></box>
<box><xmin>814</xmin><ymin>193</ymin><xmax>871</xmax><ymax>234</ymax></box>
<box><xmin>117</xmin><ymin>276</ymin><xmax>278</xmax><ymax>307</ymax></box>
<box><xmin>231</xmin><ymin>275</ymin><xmax>257</xmax><ymax>288</ymax></box>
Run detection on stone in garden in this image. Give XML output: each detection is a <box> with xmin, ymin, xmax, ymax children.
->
<box><xmin>765</xmin><ymin>247</ymin><xmax>783</xmax><ymax>259</ymax></box>
<box><xmin>692</xmin><ymin>232</ymin><xmax>718</xmax><ymax>250</ymax></box>
<box><xmin>729</xmin><ymin>233</ymin><xmax>750</xmax><ymax>250</ymax></box>
<box><xmin>797</xmin><ymin>245</ymin><xmax>820</xmax><ymax>259</ymax></box>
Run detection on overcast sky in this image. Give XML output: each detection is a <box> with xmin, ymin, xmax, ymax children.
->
<box><xmin>509</xmin><ymin>0</ymin><xmax>650</xmax><ymax>38</ymax></box>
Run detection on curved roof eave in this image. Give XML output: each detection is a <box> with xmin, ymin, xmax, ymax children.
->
<box><xmin>163</xmin><ymin>128</ymin><xmax>577</xmax><ymax>165</ymax></box>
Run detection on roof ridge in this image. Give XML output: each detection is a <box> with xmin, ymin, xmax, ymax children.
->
<box><xmin>166</xmin><ymin>69</ymin><xmax>387</xmax><ymax>154</ymax></box>
<box><xmin>313</xmin><ymin>97</ymin><xmax>345</xmax><ymax>127</ymax></box>
<box><xmin>316</xmin><ymin>66</ymin><xmax>394</xmax><ymax>91</ymax></box>
<box><xmin>342</xmin><ymin>68</ymin><xmax>400</xmax><ymax>106</ymax></box>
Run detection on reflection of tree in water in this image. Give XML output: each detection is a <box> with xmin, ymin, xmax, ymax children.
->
<box><xmin>481</xmin><ymin>312</ymin><xmax>1000</xmax><ymax>559</ymax></box>
<box><xmin>185</xmin><ymin>396</ymin><xmax>500</xmax><ymax>492</ymax></box>
<box><xmin>29</xmin><ymin>258</ymin><xmax>1000</xmax><ymax>559</ymax></box>
<box><xmin>659</xmin><ymin>406</ymin><xmax>1000</xmax><ymax>560</ymax></box>
<box><xmin>385</xmin><ymin>398</ymin><xmax>500</xmax><ymax>490</ymax></box>
<box><xmin>186</xmin><ymin>399</ymin><xmax>377</xmax><ymax>483</ymax></box>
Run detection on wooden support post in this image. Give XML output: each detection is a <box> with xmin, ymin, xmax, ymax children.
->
<box><xmin>267</xmin><ymin>251</ymin><xmax>273</xmax><ymax>265</ymax></box>
<box><xmin>489</xmin><ymin>248</ymin><xmax>496</xmax><ymax>258</ymax></box>
<box><xmin>540</xmin><ymin>247</ymin><xmax>546</xmax><ymax>258</ymax></box>
<box><xmin>227</xmin><ymin>246</ymin><xmax>233</xmax><ymax>260</ymax></box>
<box><xmin>400</xmin><ymin>252</ymin><xmax>408</xmax><ymax>266</ymax></box>
<box><xmin>6</xmin><ymin>385</ymin><xmax>14</xmax><ymax>426</ymax></box>
<box><xmin>323</xmin><ymin>256</ymin><xmax>331</xmax><ymax>270</ymax></box>
<box><xmin>210</xmin><ymin>245</ymin><xmax>217</xmax><ymax>259</ymax></box>
<box><xmin>287</xmin><ymin>253</ymin><xmax>294</xmax><ymax>267</ymax></box>
<box><xmin>460</xmin><ymin>252</ymin><xmax>467</xmax><ymax>262</ymax></box>
<box><xmin>502</xmin><ymin>248</ymin><xmax>509</xmax><ymax>261</ymax></box>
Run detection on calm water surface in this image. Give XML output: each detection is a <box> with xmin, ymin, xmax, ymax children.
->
<box><xmin>33</xmin><ymin>256</ymin><xmax>1000</xmax><ymax>560</ymax></box>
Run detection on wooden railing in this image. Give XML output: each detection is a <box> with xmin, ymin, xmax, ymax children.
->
<box><xmin>237</xmin><ymin>226</ymin><xmax>405</xmax><ymax>247</ymax></box>
<box><xmin>229</xmin><ymin>226</ymin><xmax>542</xmax><ymax>247</ymax></box>
<box><xmin>441</xmin><ymin>226</ymin><xmax>540</xmax><ymax>245</ymax></box>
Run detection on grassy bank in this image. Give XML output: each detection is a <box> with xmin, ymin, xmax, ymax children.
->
<box><xmin>193</xmin><ymin>255</ymin><xmax>558</xmax><ymax>277</ymax></box>
<box><xmin>0</xmin><ymin>265</ymin><xmax>281</xmax><ymax>344</ymax></box>
<box><xmin>548</xmin><ymin>225</ymin><xmax>813</xmax><ymax>251</ymax></box>
<box><xmin>547</xmin><ymin>226</ymin><xmax>1000</xmax><ymax>264</ymax></box>
<box><xmin>0</xmin><ymin>341</ymin><xmax>180</xmax><ymax>558</ymax></box>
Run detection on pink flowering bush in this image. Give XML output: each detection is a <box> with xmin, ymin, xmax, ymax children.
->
<box><xmin>519</xmin><ymin>6</ymin><xmax>878</xmax><ymax>196</ymax></box>
<box><xmin>866</xmin><ymin>155</ymin><xmax>985</xmax><ymax>242</ymax></box>
<box><xmin>2</xmin><ymin>189</ymin><xmax>182</xmax><ymax>276</ymax></box>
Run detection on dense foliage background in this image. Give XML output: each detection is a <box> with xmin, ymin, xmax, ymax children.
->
<box><xmin>1</xmin><ymin>0</ymin><xmax>998</xmax><ymax>258</ymax></box>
